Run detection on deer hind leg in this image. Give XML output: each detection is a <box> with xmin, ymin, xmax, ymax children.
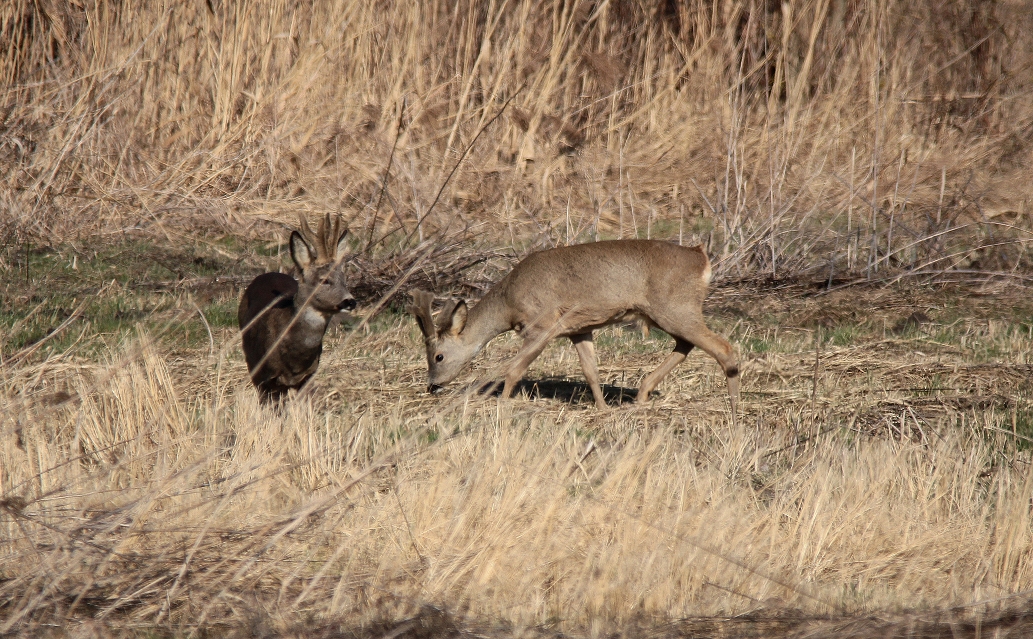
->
<box><xmin>637</xmin><ymin>339</ymin><xmax>692</xmax><ymax>403</ymax></box>
<box><xmin>570</xmin><ymin>332</ymin><xmax>607</xmax><ymax>409</ymax></box>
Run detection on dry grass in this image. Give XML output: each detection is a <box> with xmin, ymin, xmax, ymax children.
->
<box><xmin>3</xmin><ymin>0</ymin><xmax>1033</xmax><ymax>277</ymax></box>
<box><xmin>2</xmin><ymin>282</ymin><xmax>1033</xmax><ymax>637</ymax></box>
<box><xmin>3</xmin><ymin>0</ymin><xmax>1033</xmax><ymax>636</ymax></box>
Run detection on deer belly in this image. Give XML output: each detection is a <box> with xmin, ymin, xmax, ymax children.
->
<box><xmin>556</xmin><ymin>308</ymin><xmax>649</xmax><ymax>335</ymax></box>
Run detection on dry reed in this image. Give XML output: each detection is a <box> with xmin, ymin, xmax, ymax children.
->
<box><xmin>2</xmin><ymin>285</ymin><xmax>1033</xmax><ymax>636</ymax></box>
<box><xmin>2</xmin><ymin>0</ymin><xmax>1032</xmax><ymax>280</ymax></box>
<box><xmin>3</xmin><ymin>1</ymin><xmax>1033</xmax><ymax>636</ymax></box>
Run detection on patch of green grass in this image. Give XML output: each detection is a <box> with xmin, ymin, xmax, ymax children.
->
<box><xmin>824</xmin><ymin>325</ymin><xmax>860</xmax><ymax>347</ymax></box>
<box><xmin>593</xmin><ymin>325</ymin><xmax>667</xmax><ymax>355</ymax></box>
<box><xmin>1014</xmin><ymin>407</ymin><xmax>1033</xmax><ymax>451</ymax></box>
<box><xmin>252</xmin><ymin>239</ymin><xmax>287</xmax><ymax>258</ymax></box>
<box><xmin>204</xmin><ymin>299</ymin><xmax>240</xmax><ymax>329</ymax></box>
<box><xmin>1</xmin><ymin>238</ymin><xmax>260</xmax><ymax>359</ymax></box>
<box><xmin>365</xmin><ymin>308</ymin><xmax>408</xmax><ymax>334</ymax></box>
<box><xmin>919</xmin><ymin>319</ymin><xmax>1033</xmax><ymax>364</ymax></box>
<box><xmin>909</xmin><ymin>374</ymin><xmax>954</xmax><ymax>396</ymax></box>
<box><xmin>743</xmin><ymin>336</ymin><xmax>773</xmax><ymax>354</ymax></box>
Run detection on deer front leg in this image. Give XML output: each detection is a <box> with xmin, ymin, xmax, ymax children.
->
<box><xmin>570</xmin><ymin>332</ymin><xmax>607</xmax><ymax>409</ymax></box>
<box><xmin>501</xmin><ymin>330</ymin><xmax>552</xmax><ymax>400</ymax></box>
<box><xmin>637</xmin><ymin>339</ymin><xmax>693</xmax><ymax>403</ymax></box>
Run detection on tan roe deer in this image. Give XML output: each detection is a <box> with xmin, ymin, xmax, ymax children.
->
<box><xmin>238</xmin><ymin>214</ymin><xmax>356</xmax><ymax>403</ymax></box>
<box><xmin>410</xmin><ymin>239</ymin><xmax>739</xmax><ymax>417</ymax></box>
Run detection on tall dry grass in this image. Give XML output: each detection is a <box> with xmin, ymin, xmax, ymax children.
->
<box><xmin>2</xmin><ymin>330</ymin><xmax>1032</xmax><ymax>635</ymax></box>
<box><xmin>3</xmin><ymin>1</ymin><xmax>1033</xmax><ymax>636</ymax></box>
<box><xmin>2</xmin><ymin>0</ymin><xmax>1032</xmax><ymax>281</ymax></box>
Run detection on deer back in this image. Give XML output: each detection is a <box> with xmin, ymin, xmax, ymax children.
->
<box><xmin>496</xmin><ymin>240</ymin><xmax>711</xmax><ymax>329</ymax></box>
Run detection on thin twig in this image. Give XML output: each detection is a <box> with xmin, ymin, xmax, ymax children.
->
<box><xmin>401</xmin><ymin>83</ymin><xmax>526</xmax><ymax>248</ymax></box>
<box><xmin>365</xmin><ymin>99</ymin><xmax>408</xmax><ymax>252</ymax></box>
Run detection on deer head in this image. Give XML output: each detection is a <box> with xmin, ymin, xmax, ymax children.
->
<box><xmin>290</xmin><ymin>213</ymin><xmax>356</xmax><ymax>315</ymax></box>
<box><xmin>410</xmin><ymin>290</ymin><xmax>480</xmax><ymax>392</ymax></box>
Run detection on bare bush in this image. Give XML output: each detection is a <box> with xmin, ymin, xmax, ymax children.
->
<box><xmin>0</xmin><ymin>0</ymin><xmax>1030</xmax><ymax>282</ymax></box>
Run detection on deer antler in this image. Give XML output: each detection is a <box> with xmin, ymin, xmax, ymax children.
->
<box><xmin>316</xmin><ymin>214</ymin><xmax>330</xmax><ymax>261</ymax></box>
<box><xmin>325</xmin><ymin>213</ymin><xmax>347</xmax><ymax>261</ymax></box>
<box><xmin>410</xmin><ymin>290</ymin><xmax>438</xmax><ymax>342</ymax></box>
<box><xmin>297</xmin><ymin>214</ymin><xmax>349</xmax><ymax>263</ymax></box>
<box><xmin>296</xmin><ymin>215</ymin><xmax>323</xmax><ymax>261</ymax></box>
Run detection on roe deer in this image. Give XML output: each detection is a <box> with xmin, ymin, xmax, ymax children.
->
<box><xmin>238</xmin><ymin>214</ymin><xmax>356</xmax><ymax>403</ymax></box>
<box><xmin>410</xmin><ymin>240</ymin><xmax>738</xmax><ymax>417</ymax></box>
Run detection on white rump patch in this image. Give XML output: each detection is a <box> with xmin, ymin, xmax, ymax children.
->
<box><xmin>701</xmin><ymin>259</ymin><xmax>712</xmax><ymax>285</ymax></box>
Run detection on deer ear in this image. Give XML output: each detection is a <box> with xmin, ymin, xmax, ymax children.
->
<box><xmin>289</xmin><ymin>231</ymin><xmax>315</xmax><ymax>270</ymax></box>
<box><xmin>447</xmin><ymin>300</ymin><xmax>468</xmax><ymax>336</ymax></box>
<box><xmin>334</xmin><ymin>225</ymin><xmax>350</xmax><ymax>260</ymax></box>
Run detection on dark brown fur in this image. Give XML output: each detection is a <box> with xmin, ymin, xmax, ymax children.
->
<box><xmin>239</xmin><ymin>215</ymin><xmax>355</xmax><ymax>403</ymax></box>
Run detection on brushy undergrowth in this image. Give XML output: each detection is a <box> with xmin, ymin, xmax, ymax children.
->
<box><xmin>2</xmin><ymin>0</ymin><xmax>1032</xmax><ymax>282</ymax></box>
<box><xmin>3</xmin><ymin>1</ymin><xmax>1033</xmax><ymax>637</ymax></box>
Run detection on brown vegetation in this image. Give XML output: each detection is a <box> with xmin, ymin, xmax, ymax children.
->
<box><xmin>2</xmin><ymin>0</ymin><xmax>1033</xmax><ymax>637</ymax></box>
<box><xmin>3</xmin><ymin>0</ymin><xmax>1032</xmax><ymax>280</ymax></box>
<box><xmin>3</xmin><ymin>282</ymin><xmax>1033</xmax><ymax>637</ymax></box>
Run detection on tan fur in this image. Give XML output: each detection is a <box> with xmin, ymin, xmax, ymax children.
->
<box><xmin>411</xmin><ymin>240</ymin><xmax>739</xmax><ymax>420</ymax></box>
<box><xmin>238</xmin><ymin>214</ymin><xmax>356</xmax><ymax>403</ymax></box>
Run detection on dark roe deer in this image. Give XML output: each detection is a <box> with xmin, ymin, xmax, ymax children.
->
<box><xmin>238</xmin><ymin>214</ymin><xmax>355</xmax><ymax>403</ymax></box>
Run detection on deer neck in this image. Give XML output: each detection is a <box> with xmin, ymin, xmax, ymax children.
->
<box><xmin>462</xmin><ymin>289</ymin><xmax>511</xmax><ymax>352</ymax></box>
<box><xmin>289</xmin><ymin>302</ymin><xmax>332</xmax><ymax>351</ymax></box>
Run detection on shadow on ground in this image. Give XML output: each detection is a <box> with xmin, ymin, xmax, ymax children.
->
<box><xmin>470</xmin><ymin>377</ymin><xmax>641</xmax><ymax>406</ymax></box>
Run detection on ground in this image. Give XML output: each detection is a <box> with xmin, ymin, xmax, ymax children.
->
<box><xmin>2</xmin><ymin>238</ymin><xmax>1032</xmax><ymax>637</ymax></box>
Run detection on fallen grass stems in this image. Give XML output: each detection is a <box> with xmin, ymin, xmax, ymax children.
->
<box><xmin>2</xmin><ymin>269</ymin><xmax>1033</xmax><ymax>636</ymax></box>
<box><xmin>3</xmin><ymin>0</ymin><xmax>1033</xmax><ymax>635</ymax></box>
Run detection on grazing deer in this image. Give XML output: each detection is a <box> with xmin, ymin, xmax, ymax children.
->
<box><xmin>410</xmin><ymin>240</ymin><xmax>739</xmax><ymax>417</ymax></box>
<box><xmin>238</xmin><ymin>214</ymin><xmax>356</xmax><ymax>403</ymax></box>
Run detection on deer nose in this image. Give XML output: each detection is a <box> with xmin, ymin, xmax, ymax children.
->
<box><xmin>428</xmin><ymin>384</ymin><xmax>444</xmax><ymax>394</ymax></box>
<box><xmin>338</xmin><ymin>298</ymin><xmax>357</xmax><ymax>311</ymax></box>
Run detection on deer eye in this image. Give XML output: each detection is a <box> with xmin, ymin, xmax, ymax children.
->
<box><xmin>435</xmin><ymin>354</ymin><xmax>444</xmax><ymax>363</ymax></box>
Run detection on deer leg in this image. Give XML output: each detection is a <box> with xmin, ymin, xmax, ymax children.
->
<box><xmin>637</xmin><ymin>339</ymin><xmax>693</xmax><ymax>403</ymax></box>
<box><xmin>294</xmin><ymin>374</ymin><xmax>317</xmax><ymax>399</ymax></box>
<box><xmin>501</xmin><ymin>331</ymin><xmax>552</xmax><ymax>400</ymax></box>
<box><xmin>257</xmin><ymin>382</ymin><xmax>288</xmax><ymax>405</ymax></box>
<box><xmin>682</xmin><ymin>325</ymin><xmax>739</xmax><ymax>415</ymax></box>
<box><xmin>570</xmin><ymin>332</ymin><xmax>607</xmax><ymax>409</ymax></box>
<box><xmin>655</xmin><ymin>317</ymin><xmax>740</xmax><ymax>423</ymax></box>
